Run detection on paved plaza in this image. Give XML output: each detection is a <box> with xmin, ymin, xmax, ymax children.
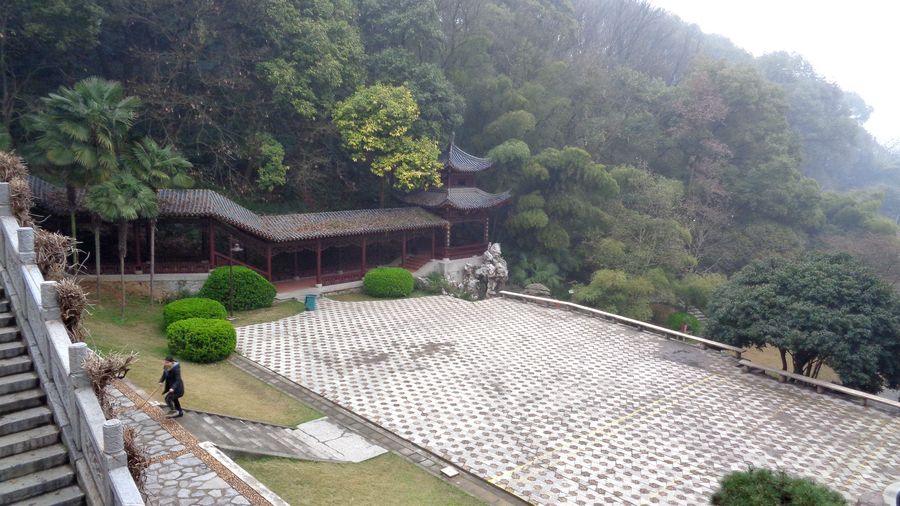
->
<box><xmin>237</xmin><ymin>296</ymin><xmax>900</xmax><ymax>505</ymax></box>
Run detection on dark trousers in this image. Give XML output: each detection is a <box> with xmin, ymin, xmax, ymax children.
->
<box><xmin>165</xmin><ymin>392</ymin><xmax>182</xmax><ymax>413</ymax></box>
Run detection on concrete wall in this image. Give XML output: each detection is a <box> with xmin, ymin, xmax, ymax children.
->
<box><xmin>0</xmin><ymin>183</ymin><xmax>143</xmax><ymax>505</ymax></box>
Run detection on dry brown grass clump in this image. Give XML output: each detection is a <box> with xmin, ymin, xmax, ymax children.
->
<box><xmin>56</xmin><ymin>277</ymin><xmax>88</xmax><ymax>342</ymax></box>
<box><xmin>84</xmin><ymin>350</ymin><xmax>136</xmax><ymax>415</ymax></box>
<box><xmin>123</xmin><ymin>425</ymin><xmax>149</xmax><ymax>493</ymax></box>
<box><xmin>35</xmin><ymin>229</ymin><xmax>76</xmax><ymax>280</ymax></box>
<box><xmin>8</xmin><ymin>177</ymin><xmax>33</xmax><ymax>227</ymax></box>
<box><xmin>0</xmin><ymin>151</ymin><xmax>28</xmax><ymax>182</ymax></box>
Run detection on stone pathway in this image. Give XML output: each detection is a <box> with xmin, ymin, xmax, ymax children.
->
<box><xmin>177</xmin><ymin>409</ymin><xmax>386</xmax><ymax>462</ymax></box>
<box><xmin>110</xmin><ymin>383</ymin><xmax>268</xmax><ymax>505</ymax></box>
<box><xmin>237</xmin><ymin>296</ymin><xmax>900</xmax><ymax>505</ymax></box>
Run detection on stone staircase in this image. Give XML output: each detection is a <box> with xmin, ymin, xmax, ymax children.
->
<box><xmin>403</xmin><ymin>254</ymin><xmax>433</xmax><ymax>273</ymax></box>
<box><xmin>0</xmin><ymin>290</ymin><xmax>85</xmax><ymax>505</ymax></box>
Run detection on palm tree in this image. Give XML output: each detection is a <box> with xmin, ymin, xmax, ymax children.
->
<box><xmin>84</xmin><ymin>173</ymin><xmax>158</xmax><ymax>317</ymax></box>
<box><xmin>126</xmin><ymin>138</ymin><xmax>192</xmax><ymax>302</ymax></box>
<box><xmin>24</xmin><ymin>77</ymin><xmax>140</xmax><ymax>264</ymax></box>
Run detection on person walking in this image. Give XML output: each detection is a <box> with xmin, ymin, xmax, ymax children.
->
<box><xmin>159</xmin><ymin>356</ymin><xmax>184</xmax><ymax>418</ymax></box>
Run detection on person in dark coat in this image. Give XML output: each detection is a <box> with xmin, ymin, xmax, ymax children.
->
<box><xmin>159</xmin><ymin>356</ymin><xmax>184</xmax><ymax>418</ymax></box>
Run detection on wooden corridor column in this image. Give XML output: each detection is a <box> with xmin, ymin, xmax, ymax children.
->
<box><xmin>431</xmin><ymin>229</ymin><xmax>436</xmax><ymax>259</ymax></box>
<box><xmin>401</xmin><ymin>231</ymin><xmax>407</xmax><ymax>267</ymax></box>
<box><xmin>315</xmin><ymin>239</ymin><xmax>322</xmax><ymax>285</ymax></box>
<box><xmin>292</xmin><ymin>251</ymin><xmax>299</xmax><ymax>279</ymax></box>
<box><xmin>208</xmin><ymin>222</ymin><xmax>216</xmax><ymax>266</ymax></box>
<box><xmin>266</xmin><ymin>245</ymin><xmax>273</xmax><ymax>281</ymax></box>
<box><xmin>360</xmin><ymin>237</ymin><xmax>367</xmax><ymax>277</ymax></box>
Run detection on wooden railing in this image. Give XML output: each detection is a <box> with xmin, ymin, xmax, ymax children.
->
<box><xmin>212</xmin><ymin>253</ymin><xmax>268</xmax><ymax>277</ymax></box>
<box><xmin>321</xmin><ymin>271</ymin><xmax>364</xmax><ymax>285</ymax></box>
<box><xmin>442</xmin><ymin>243</ymin><xmax>488</xmax><ymax>260</ymax></box>
<box><xmin>739</xmin><ymin>359</ymin><xmax>900</xmax><ymax>410</ymax></box>
<box><xmin>498</xmin><ymin>291</ymin><xmax>745</xmax><ymax>358</ymax></box>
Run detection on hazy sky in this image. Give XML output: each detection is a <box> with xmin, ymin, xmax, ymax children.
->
<box><xmin>652</xmin><ymin>1</ymin><xmax>900</xmax><ymax>145</ymax></box>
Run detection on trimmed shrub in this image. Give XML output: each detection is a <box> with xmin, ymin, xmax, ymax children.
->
<box><xmin>166</xmin><ymin>318</ymin><xmax>237</xmax><ymax>363</ymax></box>
<box><xmin>163</xmin><ymin>297</ymin><xmax>227</xmax><ymax>328</ymax></box>
<box><xmin>199</xmin><ymin>266</ymin><xmax>276</xmax><ymax>311</ymax></box>
<box><xmin>711</xmin><ymin>468</ymin><xmax>846</xmax><ymax>506</ymax></box>
<box><xmin>666</xmin><ymin>311</ymin><xmax>701</xmax><ymax>334</ymax></box>
<box><xmin>364</xmin><ymin>267</ymin><xmax>414</xmax><ymax>298</ymax></box>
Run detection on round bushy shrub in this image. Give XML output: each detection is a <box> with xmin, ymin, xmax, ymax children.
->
<box><xmin>163</xmin><ymin>297</ymin><xmax>227</xmax><ymax>328</ymax></box>
<box><xmin>199</xmin><ymin>266</ymin><xmax>276</xmax><ymax>311</ymax></box>
<box><xmin>363</xmin><ymin>267</ymin><xmax>414</xmax><ymax>298</ymax></box>
<box><xmin>711</xmin><ymin>468</ymin><xmax>846</xmax><ymax>506</ymax></box>
<box><xmin>166</xmin><ymin>318</ymin><xmax>237</xmax><ymax>363</ymax></box>
<box><xmin>666</xmin><ymin>311</ymin><xmax>701</xmax><ymax>334</ymax></box>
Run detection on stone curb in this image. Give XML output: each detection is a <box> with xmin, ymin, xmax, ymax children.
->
<box><xmin>199</xmin><ymin>441</ymin><xmax>291</xmax><ymax>506</ymax></box>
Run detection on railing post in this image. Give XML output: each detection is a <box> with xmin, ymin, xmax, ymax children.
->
<box><xmin>103</xmin><ymin>419</ymin><xmax>128</xmax><ymax>469</ymax></box>
<box><xmin>40</xmin><ymin>281</ymin><xmax>60</xmax><ymax>321</ymax></box>
<box><xmin>0</xmin><ymin>183</ymin><xmax>10</xmax><ymax>216</ymax></box>
<box><xmin>17</xmin><ymin>227</ymin><xmax>35</xmax><ymax>263</ymax></box>
<box><xmin>69</xmin><ymin>343</ymin><xmax>90</xmax><ymax>389</ymax></box>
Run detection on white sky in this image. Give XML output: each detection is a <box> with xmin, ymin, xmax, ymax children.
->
<box><xmin>652</xmin><ymin>0</ymin><xmax>900</xmax><ymax>146</ymax></box>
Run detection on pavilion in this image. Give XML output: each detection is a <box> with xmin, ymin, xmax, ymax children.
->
<box><xmin>29</xmin><ymin>143</ymin><xmax>510</xmax><ymax>288</ymax></box>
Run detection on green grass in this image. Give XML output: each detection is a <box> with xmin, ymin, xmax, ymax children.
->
<box><xmin>84</xmin><ymin>294</ymin><xmax>320</xmax><ymax>426</ymax></box>
<box><xmin>234</xmin><ymin>454</ymin><xmax>484</xmax><ymax>506</ymax></box>
<box><xmin>327</xmin><ymin>290</ymin><xmax>431</xmax><ymax>302</ymax></box>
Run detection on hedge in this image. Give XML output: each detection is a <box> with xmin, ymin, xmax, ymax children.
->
<box><xmin>711</xmin><ymin>468</ymin><xmax>846</xmax><ymax>506</ymax></box>
<box><xmin>666</xmin><ymin>311</ymin><xmax>701</xmax><ymax>334</ymax></box>
<box><xmin>166</xmin><ymin>317</ymin><xmax>237</xmax><ymax>363</ymax></box>
<box><xmin>199</xmin><ymin>266</ymin><xmax>276</xmax><ymax>311</ymax></box>
<box><xmin>163</xmin><ymin>297</ymin><xmax>227</xmax><ymax>328</ymax></box>
<box><xmin>363</xmin><ymin>267</ymin><xmax>414</xmax><ymax>298</ymax></box>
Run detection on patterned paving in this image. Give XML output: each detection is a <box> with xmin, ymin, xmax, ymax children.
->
<box><xmin>237</xmin><ymin>296</ymin><xmax>900</xmax><ymax>505</ymax></box>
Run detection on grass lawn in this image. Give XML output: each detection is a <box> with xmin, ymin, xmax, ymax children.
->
<box><xmin>743</xmin><ymin>346</ymin><xmax>840</xmax><ymax>383</ymax></box>
<box><xmin>235</xmin><ymin>453</ymin><xmax>484</xmax><ymax>506</ymax></box>
<box><xmin>327</xmin><ymin>290</ymin><xmax>431</xmax><ymax>302</ymax></box>
<box><xmin>84</xmin><ymin>292</ymin><xmax>321</xmax><ymax>426</ymax></box>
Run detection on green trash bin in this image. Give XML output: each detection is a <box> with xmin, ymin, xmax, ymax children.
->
<box><xmin>304</xmin><ymin>294</ymin><xmax>317</xmax><ymax>311</ymax></box>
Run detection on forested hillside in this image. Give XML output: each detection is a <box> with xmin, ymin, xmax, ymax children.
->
<box><xmin>4</xmin><ymin>0</ymin><xmax>900</xmax><ymax>312</ymax></box>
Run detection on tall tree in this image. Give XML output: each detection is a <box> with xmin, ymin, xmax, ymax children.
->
<box><xmin>84</xmin><ymin>173</ymin><xmax>158</xmax><ymax>317</ymax></box>
<box><xmin>126</xmin><ymin>138</ymin><xmax>192</xmax><ymax>302</ymax></box>
<box><xmin>706</xmin><ymin>253</ymin><xmax>900</xmax><ymax>393</ymax></box>
<box><xmin>333</xmin><ymin>84</ymin><xmax>443</xmax><ymax>207</ymax></box>
<box><xmin>24</xmin><ymin>77</ymin><xmax>140</xmax><ymax>262</ymax></box>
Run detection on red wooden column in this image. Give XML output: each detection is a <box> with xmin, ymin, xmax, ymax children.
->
<box><xmin>208</xmin><ymin>221</ymin><xmax>216</xmax><ymax>267</ymax></box>
<box><xmin>292</xmin><ymin>251</ymin><xmax>299</xmax><ymax>279</ymax></box>
<box><xmin>315</xmin><ymin>239</ymin><xmax>322</xmax><ymax>285</ymax></box>
<box><xmin>360</xmin><ymin>237</ymin><xmax>367</xmax><ymax>277</ymax></box>
<box><xmin>401</xmin><ymin>231</ymin><xmax>407</xmax><ymax>267</ymax></box>
<box><xmin>431</xmin><ymin>229</ymin><xmax>436</xmax><ymax>259</ymax></box>
<box><xmin>266</xmin><ymin>245</ymin><xmax>273</xmax><ymax>281</ymax></box>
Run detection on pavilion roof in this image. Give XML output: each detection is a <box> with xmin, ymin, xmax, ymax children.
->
<box><xmin>400</xmin><ymin>187</ymin><xmax>511</xmax><ymax>210</ymax></box>
<box><xmin>29</xmin><ymin>176</ymin><xmax>448</xmax><ymax>243</ymax></box>
<box><xmin>444</xmin><ymin>142</ymin><xmax>493</xmax><ymax>172</ymax></box>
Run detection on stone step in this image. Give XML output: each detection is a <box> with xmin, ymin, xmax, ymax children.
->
<box><xmin>9</xmin><ymin>485</ymin><xmax>84</xmax><ymax>506</ymax></box>
<box><xmin>0</xmin><ymin>314</ymin><xmax>15</xmax><ymax>328</ymax></box>
<box><xmin>0</xmin><ymin>406</ymin><xmax>53</xmax><ymax>437</ymax></box>
<box><xmin>0</xmin><ymin>302</ymin><xmax>8</xmax><ymax>314</ymax></box>
<box><xmin>0</xmin><ymin>326</ymin><xmax>19</xmax><ymax>344</ymax></box>
<box><xmin>0</xmin><ymin>372</ymin><xmax>38</xmax><ymax>396</ymax></box>
<box><xmin>0</xmin><ymin>443</ymin><xmax>68</xmax><ymax>481</ymax></box>
<box><xmin>0</xmin><ymin>424</ymin><xmax>59</xmax><ymax>458</ymax></box>
<box><xmin>0</xmin><ymin>464</ymin><xmax>75</xmax><ymax>504</ymax></box>
<box><xmin>0</xmin><ymin>341</ymin><xmax>25</xmax><ymax>360</ymax></box>
<box><xmin>0</xmin><ymin>356</ymin><xmax>32</xmax><ymax>377</ymax></box>
<box><xmin>0</xmin><ymin>389</ymin><xmax>46</xmax><ymax>416</ymax></box>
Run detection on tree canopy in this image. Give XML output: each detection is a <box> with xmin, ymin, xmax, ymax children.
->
<box><xmin>705</xmin><ymin>253</ymin><xmax>900</xmax><ymax>393</ymax></box>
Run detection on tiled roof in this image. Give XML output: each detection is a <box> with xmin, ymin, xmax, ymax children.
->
<box><xmin>401</xmin><ymin>187</ymin><xmax>511</xmax><ymax>210</ymax></box>
<box><xmin>444</xmin><ymin>143</ymin><xmax>493</xmax><ymax>172</ymax></box>
<box><xmin>29</xmin><ymin>176</ymin><xmax>447</xmax><ymax>242</ymax></box>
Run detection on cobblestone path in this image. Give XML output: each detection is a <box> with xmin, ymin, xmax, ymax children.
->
<box><xmin>237</xmin><ymin>296</ymin><xmax>900</xmax><ymax>505</ymax></box>
<box><xmin>110</xmin><ymin>384</ymin><xmax>267</xmax><ymax>505</ymax></box>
